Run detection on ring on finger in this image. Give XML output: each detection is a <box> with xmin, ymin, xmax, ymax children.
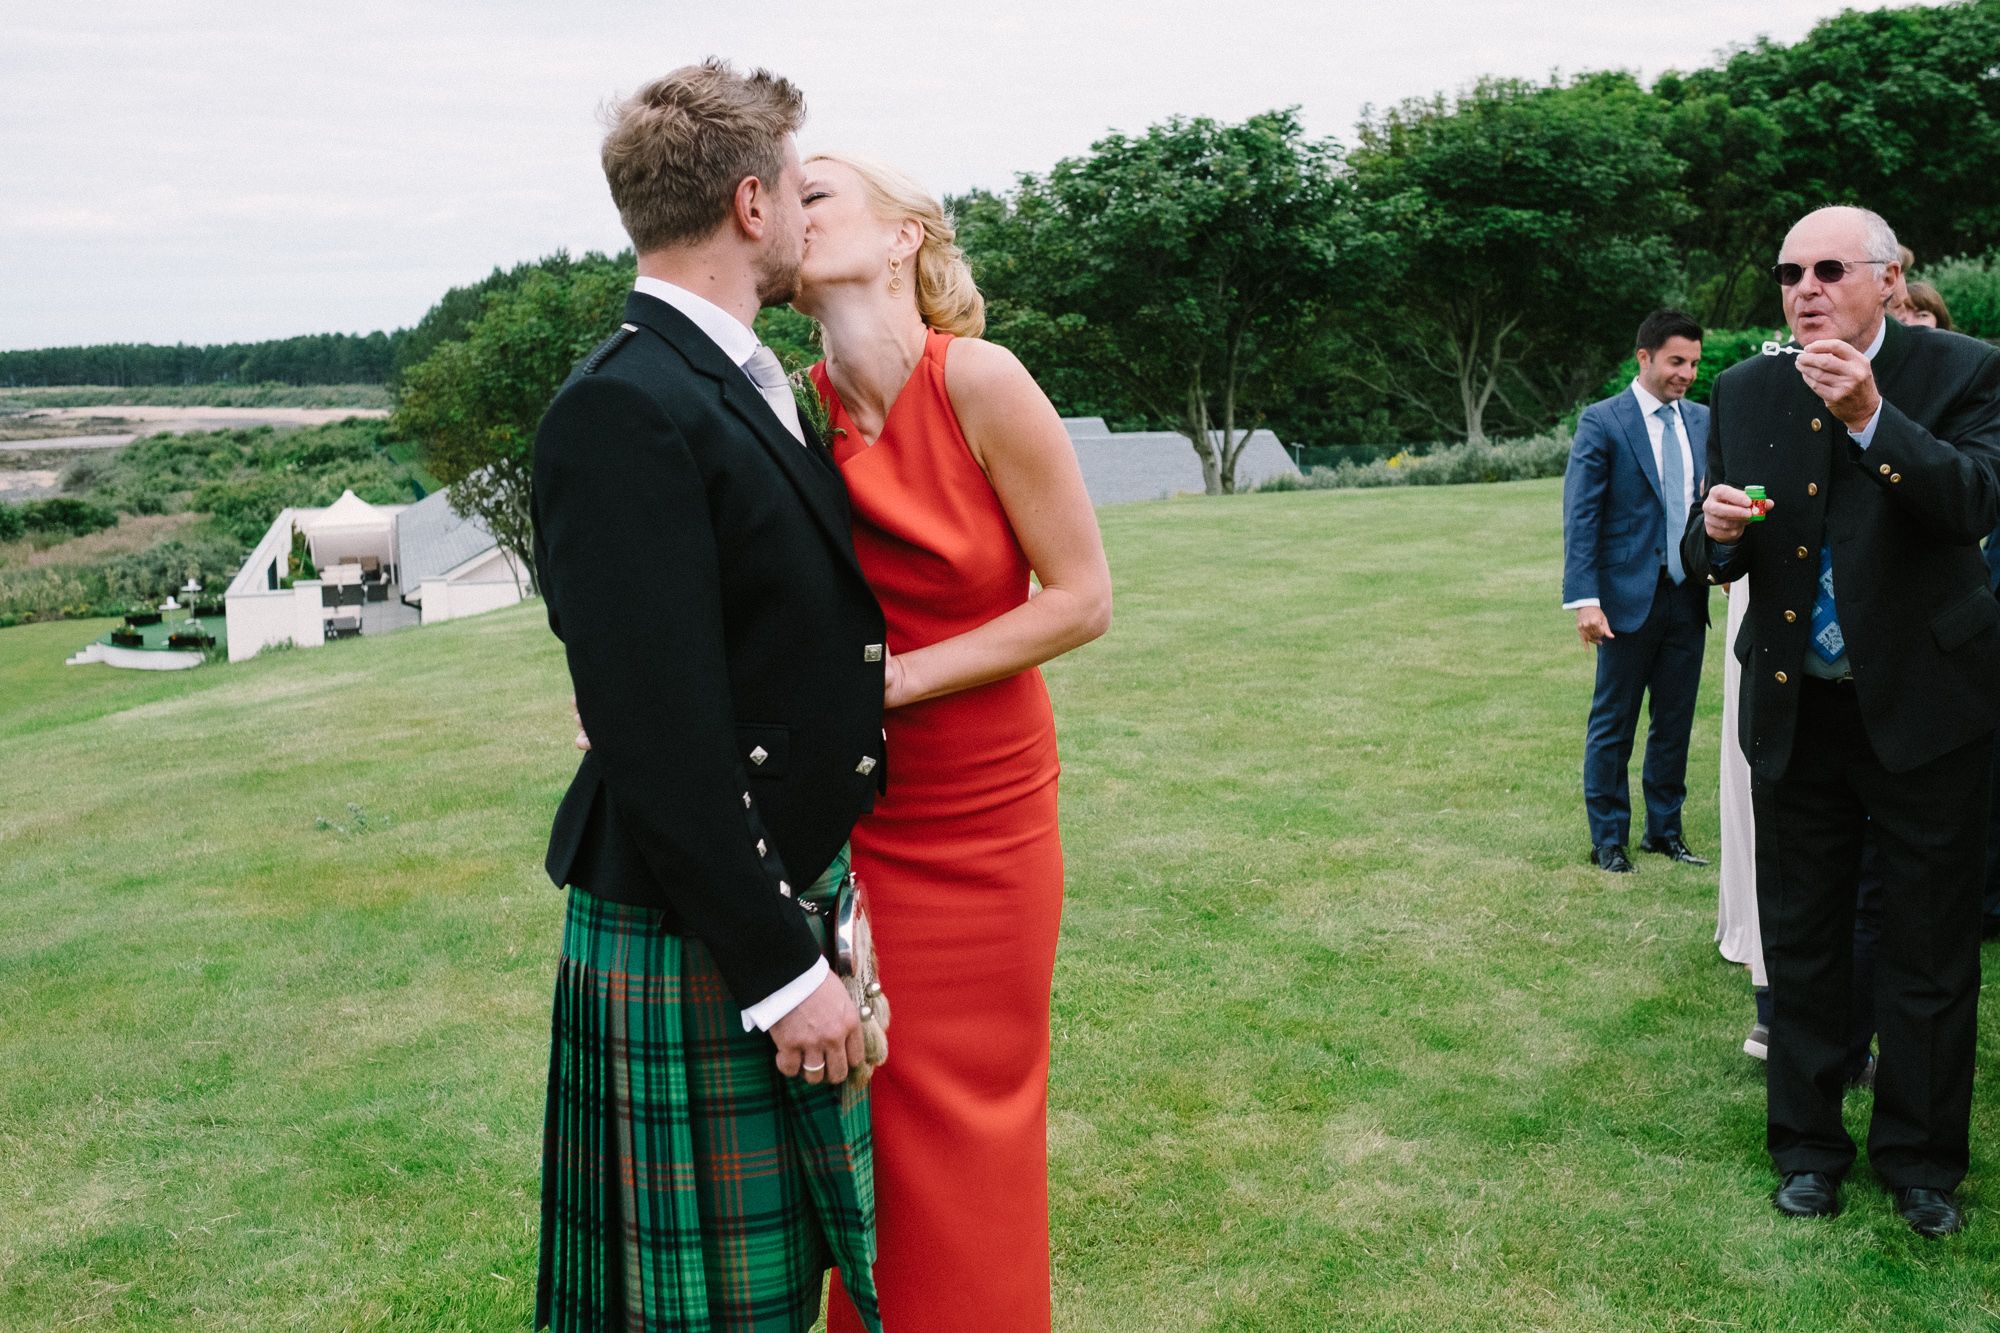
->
<box><xmin>802</xmin><ymin>1061</ymin><xmax>826</xmax><ymax>1073</ymax></box>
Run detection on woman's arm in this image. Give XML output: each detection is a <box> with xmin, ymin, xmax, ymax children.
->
<box><xmin>886</xmin><ymin>338</ymin><xmax>1111</xmax><ymax>708</ymax></box>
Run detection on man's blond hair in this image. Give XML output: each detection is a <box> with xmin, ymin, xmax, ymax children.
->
<box><xmin>600</xmin><ymin>59</ymin><xmax>805</xmax><ymax>253</ymax></box>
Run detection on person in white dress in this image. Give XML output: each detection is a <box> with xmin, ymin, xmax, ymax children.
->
<box><xmin>1715</xmin><ymin>578</ymin><xmax>1769</xmax><ymax>1058</ymax></box>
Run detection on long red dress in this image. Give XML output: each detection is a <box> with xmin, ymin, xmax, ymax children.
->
<box><xmin>813</xmin><ymin>330</ymin><xmax>1064</xmax><ymax>1332</ymax></box>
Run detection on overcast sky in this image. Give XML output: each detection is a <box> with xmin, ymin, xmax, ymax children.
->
<box><xmin>0</xmin><ymin>0</ymin><xmax>1918</xmax><ymax>351</ymax></box>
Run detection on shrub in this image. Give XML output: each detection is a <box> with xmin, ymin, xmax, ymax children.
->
<box><xmin>1928</xmin><ymin>253</ymin><xmax>2000</xmax><ymax>340</ymax></box>
<box><xmin>1257</xmin><ymin>432</ymin><xmax>1571</xmax><ymax>491</ymax></box>
<box><xmin>101</xmin><ymin>535</ymin><xmax>247</xmax><ymax>608</ymax></box>
<box><xmin>0</xmin><ymin>505</ymin><xmax>21</xmax><ymax>542</ymax></box>
<box><xmin>0</xmin><ymin>563</ymin><xmax>114</xmax><ymax>622</ymax></box>
<box><xmin>20</xmin><ymin>497</ymin><xmax>119</xmax><ymax>538</ymax></box>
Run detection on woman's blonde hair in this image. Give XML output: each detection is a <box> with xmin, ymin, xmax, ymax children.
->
<box><xmin>808</xmin><ymin>152</ymin><xmax>985</xmax><ymax>338</ymax></box>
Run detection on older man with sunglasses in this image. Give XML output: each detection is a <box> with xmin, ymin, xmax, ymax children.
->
<box><xmin>1684</xmin><ymin>206</ymin><xmax>2000</xmax><ymax>1238</ymax></box>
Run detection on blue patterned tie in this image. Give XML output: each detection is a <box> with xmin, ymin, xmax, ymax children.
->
<box><xmin>1811</xmin><ymin>547</ymin><xmax>1845</xmax><ymax>665</ymax></box>
<box><xmin>1658</xmin><ymin>405</ymin><xmax>1687</xmax><ymax>586</ymax></box>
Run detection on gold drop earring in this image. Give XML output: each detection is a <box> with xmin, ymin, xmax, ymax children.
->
<box><xmin>888</xmin><ymin>257</ymin><xmax>904</xmax><ymax>295</ymax></box>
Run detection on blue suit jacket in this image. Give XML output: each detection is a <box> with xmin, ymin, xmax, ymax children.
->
<box><xmin>1562</xmin><ymin>387</ymin><xmax>1711</xmax><ymax>633</ymax></box>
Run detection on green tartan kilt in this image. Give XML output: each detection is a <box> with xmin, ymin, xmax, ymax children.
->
<box><xmin>536</xmin><ymin>850</ymin><xmax>881</xmax><ymax>1333</ymax></box>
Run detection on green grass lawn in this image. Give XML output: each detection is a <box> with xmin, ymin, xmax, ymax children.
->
<box><xmin>3</xmin><ymin>479</ymin><xmax>1996</xmax><ymax>1330</ymax></box>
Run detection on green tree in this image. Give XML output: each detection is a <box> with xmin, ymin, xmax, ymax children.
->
<box><xmin>1347</xmin><ymin>73</ymin><xmax>1687</xmax><ymax>446</ymax></box>
<box><xmin>394</xmin><ymin>256</ymin><xmax>634</xmax><ymax>594</ymax></box>
<box><xmin>1674</xmin><ymin>0</ymin><xmax>2000</xmax><ymax>276</ymax></box>
<box><xmin>962</xmin><ymin>110</ymin><xmax>1363</xmax><ymax>493</ymax></box>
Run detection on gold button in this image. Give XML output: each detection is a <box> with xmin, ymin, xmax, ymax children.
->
<box><xmin>1890</xmin><ymin>473</ymin><xmax>1902</xmax><ymax>483</ymax></box>
<box><xmin>1796</xmin><ymin>546</ymin><xmax>1810</xmax><ymax>560</ymax></box>
<box><xmin>856</xmin><ymin>756</ymin><xmax>877</xmax><ymax>775</ymax></box>
<box><xmin>1807</xmin><ymin>483</ymin><xmax>1819</xmax><ymax>496</ymax></box>
<box><xmin>863</xmin><ymin>644</ymin><xmax>884</xmax><ymax>662</ymax></box>
<box><xmin>1811</xmin><ymin>419</ymin><xmax>1823</xmax><ymax>432</ymax></box>
<box><xmin>1879</xmin><ymin>463</ymin><xmax>1891</xmax><ymax>476</ymax></box>
<box><xmin>1775</xmin><ymin>671</ymin><xmax>1789</xmax><ymax>684</ymax></box>
<box><xmin>1784</xmin><ymin>610</ymin><xmax>1797</xmax><ymax>623</ymax></box>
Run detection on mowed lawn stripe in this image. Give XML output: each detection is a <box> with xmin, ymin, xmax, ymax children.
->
<box><xmin>1</xmin><ymin>478</ymin><xmax>1995</xmax><ymax>1330</ymax></box>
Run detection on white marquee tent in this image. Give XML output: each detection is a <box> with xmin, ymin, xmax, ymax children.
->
<box><xmin>305</xmin><ymin>489</ymin><xmax>394</xmax><ymax>569</ymax></box>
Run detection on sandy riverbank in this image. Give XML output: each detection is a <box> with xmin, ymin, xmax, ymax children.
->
<box><xmin>0</xmin><ymin>404</ymin><xmax>390</xmax><ymax>452</ymax></box>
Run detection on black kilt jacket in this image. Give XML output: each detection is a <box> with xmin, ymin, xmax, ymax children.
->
<box><xmin>1682</xmin><ymin>318</ymin><xmax>2000</xmax><ymax>781</ymax></box>
<box><xmin>530</xmin><ymin>290</ymin><xmax>887</xmax><ymax>1005</ymax></box>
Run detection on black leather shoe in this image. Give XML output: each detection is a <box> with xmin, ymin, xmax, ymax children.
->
<box><xmin>1894</xmin><ymin>1187</ymin><xmax>1963</xmax><ymax>1238</ymax></box>
<box><xmin>1773</xmin><ymin>1171</ymin><xmax>1840</xmax><ymax>1218</ymax></box>
<box><xmin>1639</xmin><ymin>835</ymin><xmax>1711</xmax><ymax>867</ymax></box>
<box><xmin>1593</xmin><ymin>844</ymin><xmax>1635</xmax><ymax>874</ymax></box>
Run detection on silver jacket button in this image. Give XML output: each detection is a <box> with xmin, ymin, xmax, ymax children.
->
<box><xmin>748</xmin><ymin>745</ymin><xmax>769</xmax><ymax>766</ymax></box>
<box><xmin>856</xmin><ymin>756</ymin><xmax>878</xmax><ymax>775</ymax></box>
<box><xmin>864</xmin><ymin>644</ymin><xmax>884</xmax><ymax>662</ymax></box>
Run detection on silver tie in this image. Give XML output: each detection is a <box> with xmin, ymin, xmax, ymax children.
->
<box><xmin>741</xmin><ymin>345</ymin><xmax>805</xmax><ymax>445</ymax></box>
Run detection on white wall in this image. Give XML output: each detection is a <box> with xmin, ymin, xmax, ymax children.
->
<box><xmin>224</xmin><ymin>584</ymin><xmax>327</xmax><ymax>662</ymax></box>
<box><xmin>419</xmin><ymin>549</ymin><xmax>527</xmax><ymax>625</ymax></box>
<box><xmin>419</xmin><ymin>579</ymin><xmax>522</xmax><ymax>625</ymax></box>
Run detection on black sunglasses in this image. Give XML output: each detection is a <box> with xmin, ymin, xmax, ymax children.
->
<box><xmin>1771</xmin><ymin>258</ymin><xmax>1892</xmax><ymax>286</ymax></box>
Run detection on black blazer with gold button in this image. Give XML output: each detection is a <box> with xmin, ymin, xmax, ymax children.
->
<box><xmin>1683</xmin><ymin>318</ymin><xmax>2000</xmax><ymax>781</ymax></box>
<box><xmin>531</xmin><ymin>290</ymin><xmax>887</xmax><ymax>1005</ymax></box>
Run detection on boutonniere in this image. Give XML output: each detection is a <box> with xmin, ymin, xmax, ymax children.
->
<box><xmin>788</xmin><ymin>368</ymin><xmax>844</xmax><ymax>443</ymax></box>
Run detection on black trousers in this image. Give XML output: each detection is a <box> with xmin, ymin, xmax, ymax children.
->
<box><xmin>1752</xmin><ymin>678</ymin><xmax>1990</xmax><ymax>1191</ymax></box>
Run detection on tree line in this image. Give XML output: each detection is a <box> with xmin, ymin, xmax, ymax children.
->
<box><xmin>962</xmin><ymin>0</ymin><xmax>2000</xmax><ymax>480</ymax></box>
<box><xmin>0</xmin><ymin>332</ymin><xmax>401</xmax><ymax>388</ymax></box>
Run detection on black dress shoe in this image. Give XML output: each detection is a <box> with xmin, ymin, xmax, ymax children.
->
<box><xmin>1773</xmin><ymin>1171</ymin><xmax>1840</xmax><ymax>1218</ymax></box>
<box><xmin>1593</xmin><ymin>844</ymin><xmax>1635</xmax><ymax>874</ymax></box>
<box><xmin>1638</xmin><ymin>835</ymin><xmax>1711</xmax><ymax>867</ymax></box>
<box><xmin>1894</xmin><ymin>1187</ymin><xmax>1963</xmax><ymax>1238</ymax></box>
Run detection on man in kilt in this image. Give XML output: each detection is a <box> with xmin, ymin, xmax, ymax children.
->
<box><xmin>530</xmin><ymin>60</ymin><xmax>888</xmax><ymax>1331</ymax></box>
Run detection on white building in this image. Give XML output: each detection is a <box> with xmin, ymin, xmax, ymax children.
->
<box><xmin>223</xmin><ymin>488</ymin><xmax>528</xmax><ymax>663</ymax></box>
<box><xmin>1063</xmin><ymin>418</ymin><xmax>1302</xmax><ymax>505</ymax></box>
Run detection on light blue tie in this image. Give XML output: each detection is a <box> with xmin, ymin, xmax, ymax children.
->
<box><xmin>1658</xmin><ymin>405</ymin><xmax>1687</xmax><ymax>586</ymax></box>
<box><xmin>1811</xmin><ymin>547</ymin><xmax>1845</xmax><ymax>665</ymax></box>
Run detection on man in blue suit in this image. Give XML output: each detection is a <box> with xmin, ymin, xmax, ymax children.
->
<box><xmin>1563</xmin><ymin>310</ymin><xmax>1710</xmax><ymax>873</ymax></box>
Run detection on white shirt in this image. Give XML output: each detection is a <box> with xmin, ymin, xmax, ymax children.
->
<box><xmin>1562</xmin><ymin>380</ymin><xmax>1697</xmax><ymax>611</ymax></box>
<box><xmin>632</xmin><ymin>276</ymin><xmax>804</xmax><ymax>443</ymax></box>
<box><xmin>633</xmin><ymin>275</ymin><xmax>760</xmax><ymax>365</ymax></box>
<box><xmin>631</xmin><ymin>276</ymin><xmax>830</xmax><ymax>1032</ymax></box>
<box><xmin>1849</xmin><ymin>317</ymin><xmax>1887</xmax><ymax>446</ymax></box>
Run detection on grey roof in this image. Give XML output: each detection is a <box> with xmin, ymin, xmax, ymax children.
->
<box><xmin>1064</xmin><ymin>422</ymin><xmax>1301</xmax><ymax>505</ymax></box>
<box><xmin>395</xmin><ymin>487</ymin><xmax>499</xmax><ymax>588</ymax></box>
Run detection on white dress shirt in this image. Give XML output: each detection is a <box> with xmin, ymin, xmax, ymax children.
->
<box><xmin>1562</xmin><ymin>380</ymin><xmax>1697</xmax><ymax>611</ymax></box>
<box><xmin>632</xmin><ymin>276</ymin><xmax>804</xmax><ymax>444</ymax></box>
<box><xmin>630</xmin><ymin>276</ymin><xmax>830</xmax><ymax>1031</ymax></box>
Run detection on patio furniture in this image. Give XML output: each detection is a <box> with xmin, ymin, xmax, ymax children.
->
<box><xmin>326</xmin><ymin>616</ymin><xmax>361</xmax><ymax>640</ymax></box>
<box><xmin>365</xmin><ymin>582</ymin><xmax>388</xmax><ymax>603</ymax></box>
<box><xmin>320</xmin><ymin>585</ymin><xmax>341</xmax><ymax>609</ymax></box>
<box><xmin>338</xmin><ymin>584</ymin><xmax>366</xmax><ymax>608</ymax></box>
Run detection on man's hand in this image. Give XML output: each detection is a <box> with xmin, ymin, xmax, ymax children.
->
<box><xmin>572</xmin><ymin>695</ymin><xmax>591</xmax><ymax>751</ymax></box>
<box><xmin>770</xmin><ymin>972</ymin><xmax>865</xmax><ymax>1085</ymax></box>
<box><xmin>1704</xmin><ymin>483</ymin><xmax>1764</xmax><ymax>543</ymax></box>
<box><xmin>1797</xmin><ymin>338</ymin><xmax>1882</xmax><ymax>432</ymax></box>
<box><xmin>1576</xmin><ymin>606</ymin><xmax>1615</xmax><ymax>647</ymax></box>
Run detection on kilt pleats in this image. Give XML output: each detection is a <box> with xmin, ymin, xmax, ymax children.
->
<box><xmin>536</xmin><ymin>865</ymin><xmax>880</xmax><ymax>1333</ymax></box>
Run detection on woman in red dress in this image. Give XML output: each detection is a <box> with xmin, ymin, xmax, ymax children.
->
<box><xmin>796</xmin><ymin>152</ymin><xmax>1111</xmax><ymax>1332</ymax></box>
